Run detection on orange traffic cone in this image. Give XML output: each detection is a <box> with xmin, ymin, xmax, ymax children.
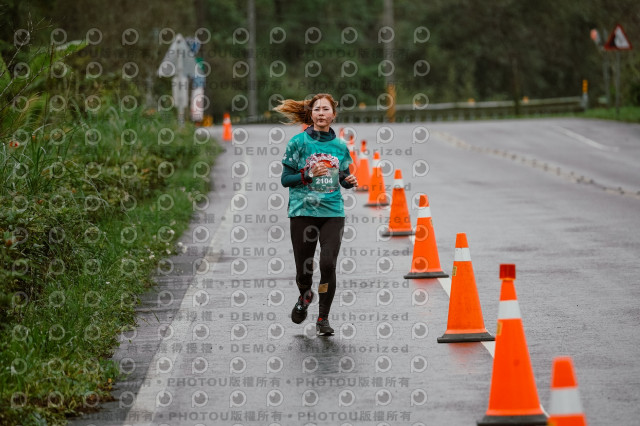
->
<box><xmin>364</xmin><ymin>151</ymin><xmax>389</xmax><ymax>207</ymax></box>
<box><xmin>381</xmin><ymin>170</ymin><xmax>413</xmax><ymax>236</ymax></box>
<box><xmin>355</xmin><ymin>140</ymin><xmax>370</xmax><ymax>192</ymax></box>
<box><xmin>339</xmin><ymin>127</ymin><xmax>345</xmax><ymax>139</ymax></box>
<box><xmin>547</xmin><ymin>357</ymin><xmax>587</xmax><ymax>426</ymax></box>
<box><xmin>438</xmin><ymin>233</ymin><xmax>494</xmax><ymax>343</ymax></box>
<box><xmin>477</xmin><ymin>264</ymin><xmax>547</xmax><ymax>426</ymax></box>
<box><xmin>404</xmin><ymin>195</ymin><xmax>448</xmax><ymax>279</ymax></box>
<box><xmin>222</xmin><ymin>112</ymin><xmax>232</xmax><ymax>142</ymax></box>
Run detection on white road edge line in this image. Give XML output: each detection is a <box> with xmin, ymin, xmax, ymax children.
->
<box><xmin>554</xmin><ymin>126</ymin><xmax>620</xmax><ymax>152</ymax></box>
<box><xmin>436</xmin><ymin>277</ymin><xmax>500</xmax><ymax>358</ymax></box>
<box><xmin>481</xmin><ymin>341</ymin><xmax>496</xmax><ymax>358</ymax></box>
<box><xmin>126</xmin><ymin>147</ymin><xmax>250</xmax><ymax>426</ymax></box>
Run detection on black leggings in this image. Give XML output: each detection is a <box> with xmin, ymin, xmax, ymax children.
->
<box><xmin>290</xmin><ymin>216</ymin><xmax>345</xmax><ymax>318</ymax></box>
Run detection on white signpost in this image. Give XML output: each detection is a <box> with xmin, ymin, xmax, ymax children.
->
<box><xmin>190</xmin><ymin>86</ymin><xmax>204</xmax><ymax>122</ymax></box>
<box><xmin>158</xmin><ymin>34</ymin><xmax>197</xmax><ymax>126</ymax></box>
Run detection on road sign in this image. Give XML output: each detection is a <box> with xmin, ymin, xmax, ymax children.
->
<box><xmin>604</xmin><ymin>24</ymin><xmax>632</xmax><ymax>51</ymax></box>
<box><xmin>602</xmin><ymin>25</ymin><xmax>632</xmax><ymax>116</ymax></box>
<box><xmin>158</xmin><ymin>34</ymin><xmax>198</xmax><ymax>126</ymax></box>
<box><xmin>158</xmin><ymin>34</ymin><xmax>197</xmax><ymax>77</ymax></box>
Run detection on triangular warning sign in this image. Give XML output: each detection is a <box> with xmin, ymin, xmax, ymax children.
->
<box><xmin>604</xmin><ymin>24</ymin><xmax>633</xmax><ymax>51</ymax></box>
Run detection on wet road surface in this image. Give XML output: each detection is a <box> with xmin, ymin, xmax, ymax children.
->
<box><xmin>71</xmin><ymin>118</ymin><xmax>640</xmax><ymax>425</ymax></box>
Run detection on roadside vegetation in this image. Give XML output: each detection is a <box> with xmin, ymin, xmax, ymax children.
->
<box><xmin>581</xmin><ymin>106</ymin><xmax>640</xmax><ymax>123</ymax></box>
<box><xmin>0</xmin><ymin>36</ymin><xmax>221</xmax><ymax>425</ymax></box>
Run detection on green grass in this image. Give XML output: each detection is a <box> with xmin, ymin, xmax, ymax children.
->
<box><xmin>0</xmin><ymin>103</ymin><xmax>221</xmax><ymax>425</ymax></box>
<box><xmin>580</xmin><ymin>105</ymin><xmax>640</xmax><ymax>123</ymax></box>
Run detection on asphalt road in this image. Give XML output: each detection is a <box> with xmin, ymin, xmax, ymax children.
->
<box><xmin>71</xmin><ymin>118</ymin><xmax>640</xmax><ymax>426</ymax></box>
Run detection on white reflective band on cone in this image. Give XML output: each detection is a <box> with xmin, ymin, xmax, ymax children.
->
<box><xmin>454</xmin><ymin>247</ymin><xmax>471</xmax><ymax>261</ymax></box>
<box><xmin>373</xmin><ymin>159</ymin><xmax>380</xmax><ymax>167</ymax></box>
<box><xmin>497</xmin><ymin>300</ymin><xmax>521</xmax><ymax>319</ymax></box>
<box><xmin>417</xmin><ymin>206</ymin><xmax>432</xmax><ymax>219</ymax></box>
<box><xmin>393</xmin><ymin>179</ymin><xmax>404</xmax><ymax>188</ymax></box>
<box><xmin>549</xmin><ymin>388</ymin><xmax>583</xmax><ymax>415</ymax></box>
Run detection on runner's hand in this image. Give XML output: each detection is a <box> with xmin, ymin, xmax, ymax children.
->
<box><xmin>310</xmin><ymin>164</ymin><xmax>328</xmax><ymax>176</ymax></box>
<box><xmin>344</xmin><ymin>175</ymin><xmax>358</xmax><ymax>187</ymax></box>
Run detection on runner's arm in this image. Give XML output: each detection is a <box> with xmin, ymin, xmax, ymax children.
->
<box><xmin>339</xmin><ymin>168</ymin><xmax>355</xmax><ymax>189</ymax></box>
<box><xmin>281</xmin><ymin>164</ymin><xmax>311</xmax><ymax>187</ymax></box>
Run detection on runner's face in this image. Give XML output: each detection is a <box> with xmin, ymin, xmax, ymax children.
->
<box><xmin>311</xmin><ymin>98</ymin><xmax>335</xmax><ymax>131</ymax></box>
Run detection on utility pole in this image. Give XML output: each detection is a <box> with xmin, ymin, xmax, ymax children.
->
<box><xmin>247</xmin><ymin>0</ymin><xmax>257</xmax><ymax>121</ymax></box>
<box><xmin>602</xmin><ymin>28</ymin><xmax>611</xmax><ymax>108</ymax></box>
<box><xmin>591</xmin><ymin>27</ymin><xmax>611</xmax><ymax>109</ymax></box>
<box><xmin>615</xmin><ymin>50</ymin><xmax>621</xmax><ymax>116</ymax></box>
<box><xmin>383</xmin><ymin>0</ymin><xmax>396</xmax><ymax>122</ymax></box>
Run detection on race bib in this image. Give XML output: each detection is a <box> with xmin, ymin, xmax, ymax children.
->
<box><xmin>310</xmin><ymin>168</ymin><xmax>339</xmax><ymax>193</ymax></box>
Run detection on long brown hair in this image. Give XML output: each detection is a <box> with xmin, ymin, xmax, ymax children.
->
<box><xmin>273</xmin><ymin>93</ymin><xmax>338</xmax><ymax>125</ymax></box>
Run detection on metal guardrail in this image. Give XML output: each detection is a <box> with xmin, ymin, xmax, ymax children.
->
<box><xmin>238</xmin><ymin>96</ymin><xmax>585</xmax><ymax>124</ymax></box>
<box><xmin>339</xmin><ymin>96</ymin><xmax>585</xmax><ymax>123</ymax></box>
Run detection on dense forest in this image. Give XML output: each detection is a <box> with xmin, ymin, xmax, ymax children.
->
<box><xmin>1</xmin><ymin>0</ymin><xmax>639</xmax><ymax>121</ymax></box>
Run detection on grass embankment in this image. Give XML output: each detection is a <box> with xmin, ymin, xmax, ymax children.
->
<box><xmin>0</xmin><ymin>105</ymin><xmax>221</xmax><ymax>425</ymax></box>
<box><xmin>580</xmin><ymin>106</ymin><xmax>640</xmax><ymax>123</ymax></box>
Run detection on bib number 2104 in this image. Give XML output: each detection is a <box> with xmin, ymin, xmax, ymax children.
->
<box><xmin>311</xmin><ymin>168</ymin><xmax>339</xmax><ymax>193</ymax></box>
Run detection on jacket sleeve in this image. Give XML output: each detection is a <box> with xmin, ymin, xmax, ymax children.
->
<box><xmin>281</xmin><ymin>164</ymin><xmax>310</xmax><ymax>187</ymax></box>
<box><xmin>339</xmin><ymin>168</ymin><xmax>355</xmax><ymax>189</ymax></box>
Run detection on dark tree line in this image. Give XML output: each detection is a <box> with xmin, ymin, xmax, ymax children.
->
<box><xmin>1</xmin><ymin>0</ymin><xmax>638</xmax><ymax>121</ymax></box>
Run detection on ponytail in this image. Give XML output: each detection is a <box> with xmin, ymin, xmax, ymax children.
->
<box><xmin>273</xmin><ymin>93</ymin><xmax>338</xmax><ymax>125</ymax></box>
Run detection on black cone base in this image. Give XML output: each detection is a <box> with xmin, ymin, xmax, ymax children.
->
<box><xmin>364</xmin><ymin>202</ymin><xmax>390</xmax><ymax>207</ymax></box>
<box><xmin>380</xmin><ymin>229</ymin><xmax>414</xmax><ymax>237</ymax></box>
<box><xmin>437</xmin><ymin>331</ymin><xmax>495</xmax><ymax>343</ymax></box>
<box><xmin>404</xmin><ymin>271</ymin><xmax>449</xmax><ymax>279</ymax></box>
<box><xmin>477</xmin><ymin>414</ymin><xmax>547</xmax><ymax>425</ymax></box>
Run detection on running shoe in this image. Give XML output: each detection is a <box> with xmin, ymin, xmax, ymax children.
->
<box><xmin>291</xmin><ymin>289</ymin><xmax>314</xmax><ymax>324</ymax></box>
<box><xmin>316</xmin><ymin>317</ymin><xmax>334</xmax><ymax>336</ymax></box>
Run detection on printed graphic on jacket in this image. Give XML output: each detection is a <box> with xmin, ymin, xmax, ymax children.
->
<box><xmin>305</xmin><ymin>153</ymin><xmax>340</xmax><ymax>193</ymax></box>
<box><xmin>281</xmin><ymin>131</ymin><xmax>352</xmax><ymax>217</ymax></box>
